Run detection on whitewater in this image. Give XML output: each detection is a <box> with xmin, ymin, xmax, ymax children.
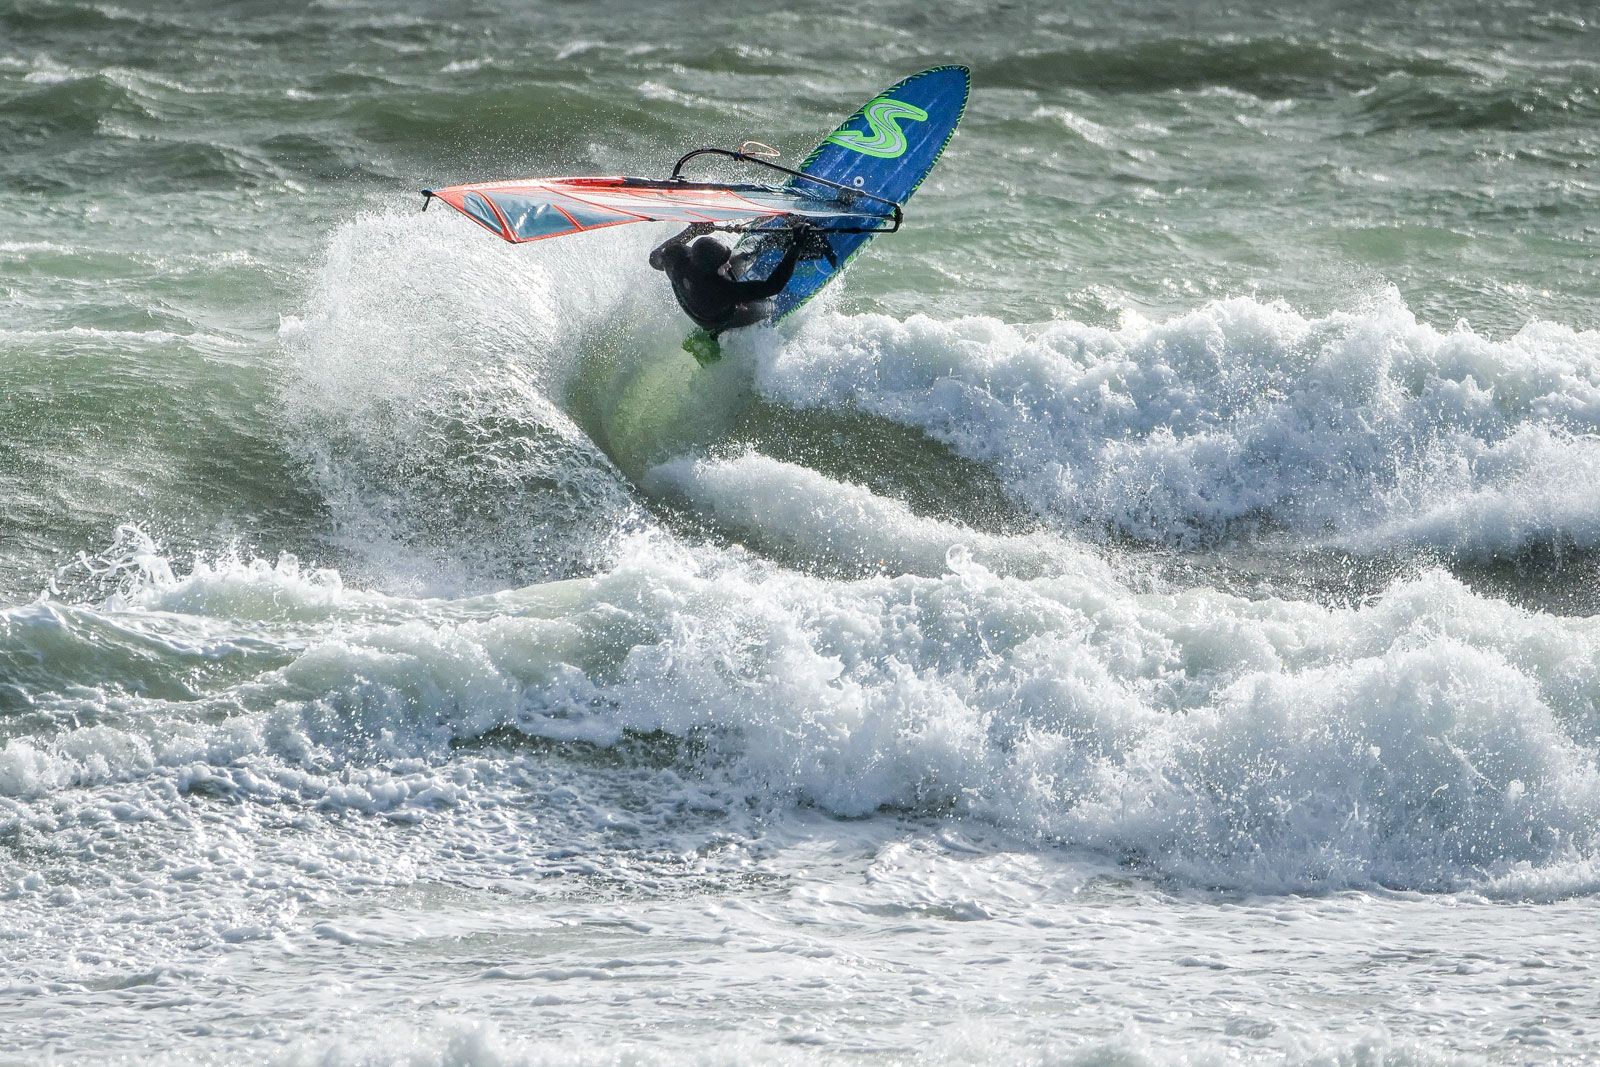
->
<box><xmin>6</xmin><ymin>0</ymin><xmax>1600</xmax><ymax>1062</ymax></box>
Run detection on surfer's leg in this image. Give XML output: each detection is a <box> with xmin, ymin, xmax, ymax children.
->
<box><xmin>717</xmin><ymin>299</ymin><xmax>773</xmax><ymax>333</ymax></box>
<box><xmin>686</xmin><ymin>300</ymin><xmax>772</xmax><ymax>367</ymax></box>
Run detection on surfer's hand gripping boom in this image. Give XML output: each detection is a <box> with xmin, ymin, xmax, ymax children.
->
<box><xmin>785</xmin><ymin>218</ymin><xmax>839</xmax><ymax>267</ymax></box>
<box><xmin>700</xmin><ymin>216</ymin><xmax>838</xmax><ymax>266</ymax></box>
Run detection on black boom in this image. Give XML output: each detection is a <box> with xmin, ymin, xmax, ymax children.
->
<box><xmin>668</xmin><ymin>146</ymin><xmax>903</xmax><ymax>235</ymax></box>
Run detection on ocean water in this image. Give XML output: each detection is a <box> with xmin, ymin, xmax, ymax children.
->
<box><xmin>4</xmin><ymin>0</ymin><xmax>1600</xmax><ymax>1062</ymax></box>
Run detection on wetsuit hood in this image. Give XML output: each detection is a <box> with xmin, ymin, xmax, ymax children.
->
<box><xmin>689</xmin><ymin>236</ymin><xmax>730</xmax><ymax>273</ymax></box>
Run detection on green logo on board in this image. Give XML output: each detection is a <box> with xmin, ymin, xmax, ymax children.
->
<box><xmin>825</xmin><ymin>96</ymin><xmax>929</xmax><ymax>159</ymax></box>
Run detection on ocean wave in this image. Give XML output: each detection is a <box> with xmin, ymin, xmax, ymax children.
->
<box><xmin>17</xmin><ymin>212</ymin><xmax>1561</xmax><ymax>899</ymax></box>
<box><xmin>8</xmin><ymin>530</ymin><xmax>1600</xmax><ymax>896</ymax></box>
<box><xmin>264</xmin><ymin>1019</ymin><xmax>1470</xmax><ymax>1067</ymax></box>
<box><xmin>974</xmin><ymin>36</ymin><xmax>1469</xmax><ymax>96</ymax></box>
<box><xmin>0</xmin><ymin>325</ymin><xmax>245</xmax><ymax>348</ymax></box>
<box><xmin>0</xmin><ymin>71</ymin><xmax>158</xmax><ymax>135</ymax></box>
<box><xmin>757</xmin><ymin>295</ymin><xmax>1600</xmax><ymax>560</ymax></box>
<box><xmin>1355</xmin><ymin>75</ymin><xmax>1600</xmax><ymax>133</ymax></box>
<box><xmin>103</xmin><ymin>139</ymin><xmax>287</xmax><ymax>186</ymax></box>
<box><xmin>0</xmin><ymin>0</ymin><xmax>133</xmax><ymax>33</ymax></box>
<box><xmin>644</xmin><ymin>452</ymin><xmax>1075</xmax><ymax>579</ymax></box>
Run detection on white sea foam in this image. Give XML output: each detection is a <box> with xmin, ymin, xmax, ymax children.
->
<box><xmin>0</xmin><ymin>325</ymin><xmax>244</xmax><ymax>348</ymax></box>
<box><xmin>9</xmin><ymin>530</ymin><xmax>1600</xmax><ymax>897</ymax></box>
<box><xmin>756</xmin><ymin>295</ymin><xmax>1600</xmax><ymax>558</ymax></box>
<box><xmin>1031</xmin><ymin>105</ymin><xmax>1119</xmax><ymax>148</ymax></box>
<box><xmin>644</xmin><ymin>452</ymin><xmax>1079</xmax><ymax>578</ymax></box>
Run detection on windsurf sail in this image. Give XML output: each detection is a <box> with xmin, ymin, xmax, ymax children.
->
<box><xmin>422</xmin><ymin>175</ymin><xmax>892</xmax><ymax>245</ymax></box>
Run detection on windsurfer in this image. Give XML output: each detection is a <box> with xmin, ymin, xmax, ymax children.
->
<box><xmin>648</xmin><ymin>218</ymin><xmax>819</xmax><ymax>339</ymax></box>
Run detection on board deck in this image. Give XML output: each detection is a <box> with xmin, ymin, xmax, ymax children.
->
<box><xmin>730</xmin><ymin>66</ymin><xmax>970</xmax><ymax>324</ymax></box>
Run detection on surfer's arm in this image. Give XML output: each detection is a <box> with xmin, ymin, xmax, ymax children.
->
<box><xmin>648</xmin><ymin>223</ymin><xmax>715</xmax><ymax>270</ymax></box>
<box><xmin>731</xmin><ymin>222</ymin><xmax>810</xmax><ymax>300</ymax></box>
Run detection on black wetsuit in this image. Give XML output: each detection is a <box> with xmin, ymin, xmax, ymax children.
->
<box><xmin>649</xmin><ymin>223</ymin><xmax>808</xmax><ymax>337</ymax></box>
